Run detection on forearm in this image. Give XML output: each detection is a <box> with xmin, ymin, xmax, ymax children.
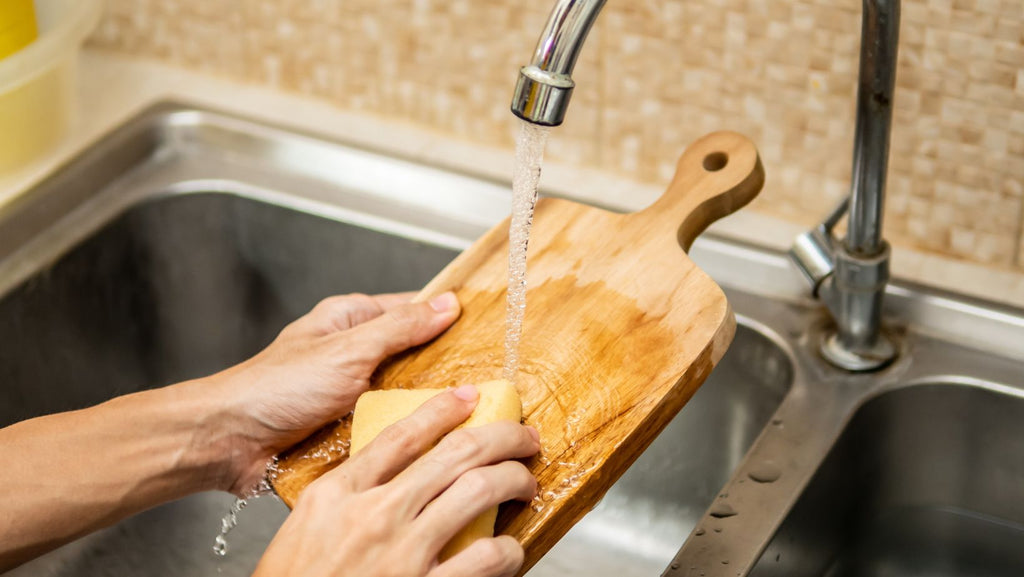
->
<box><xmin>0</xmin><ymin>379</ymin><xmax>247</xmax><ymax>569</ymax></box>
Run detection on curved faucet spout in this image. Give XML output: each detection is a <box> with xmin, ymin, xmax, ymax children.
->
<box><xmin>510</xmin><ymin>0</ymin><xmax>606</xmax><ymax>126</ymax></box>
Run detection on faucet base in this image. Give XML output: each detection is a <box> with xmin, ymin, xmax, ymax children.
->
<box><xmin>820</xmin><ymin>328</ymin><xmax>897</xmax><ymax>372</ymax></box>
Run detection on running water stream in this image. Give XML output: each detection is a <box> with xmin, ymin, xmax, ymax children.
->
<box><xmin>503</xmin><ymin>120</ymin><xmax>550</xmax><ymax>384</ymax></box>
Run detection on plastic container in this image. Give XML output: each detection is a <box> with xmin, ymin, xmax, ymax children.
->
<box><xmin>0</xmin><ymin>0</ymin><xmax>102</xmax><ymax>173</ymax></box>
<box><xmin>0</xmin><ymin>0</ymin><xmax>40</xmax><ymax>59</ymax></box>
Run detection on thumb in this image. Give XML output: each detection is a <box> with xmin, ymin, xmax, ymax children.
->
<box><xmin>342</xmin><ymin>291</ymin><xmax>461</xmax><ymax>363</ymax></box>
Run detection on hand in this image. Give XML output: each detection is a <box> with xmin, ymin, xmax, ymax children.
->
<box><xmin>254</xmin><ymin>386</ymin><xmax>541</xmax><ymax>577</ymax></box>
<box><xmin>201</xmin><ymin>291</ymin><xmax>462</xmax><ymax>494</ymax></box>
<box><xmin>0</xmin><ymin>291</ymin><xmax>465</xmax><ymax>569</ymax></box>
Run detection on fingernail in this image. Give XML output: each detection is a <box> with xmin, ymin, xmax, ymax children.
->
<box><xmin>429</xmin><ymin>291</ymin><xmax>458</xmax><ymax>313</ymax></box>
<box><xmin>453</xmin><ymin>384</ymin><xmax>478</xmax><ymax>402</ymax></box>
<box><xmin>526</xmin><ymin>426</ymin><xmax>541</xmax><ymax>444</ymax></box>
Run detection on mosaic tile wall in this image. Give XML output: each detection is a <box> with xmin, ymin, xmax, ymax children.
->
<box><xmin>89</xmin><ymin>0</ymin><xmax>1024</xmax><ymax>270</ymax></box>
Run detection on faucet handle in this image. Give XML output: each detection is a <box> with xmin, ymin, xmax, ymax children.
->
<box><xmin>822</xmin><ymin>197</ymin><xmax>850</xmax><ymax>233</ymax></box>
<box><xmin>790</xmin><ymin>227</ymin><xmax>837</xmax><ymax>297</ymax></box>
<box><xmin>789</xmin><ymin>197</ymin><xmax>849</xmax><ymax>296</ymax></box>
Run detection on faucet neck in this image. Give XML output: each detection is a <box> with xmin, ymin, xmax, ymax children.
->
<box><xmin>847</xmin><ymin>0</ymin><xmax>901</xmax><ymax>257</ymax></box>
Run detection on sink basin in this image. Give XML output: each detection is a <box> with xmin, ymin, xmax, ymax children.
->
<box><xmin>0</xmin><ymin>192</ymin><xmax>456</xmax><ymax>577</ymax></box>
<box><xmin>0</xmin><ymin>193</ymin><xmax>456</xmax><ymax>424</ymax></box>
<box><xmin>749</xmin><ymin>383</ymin><xmax>1024</xmax><ymax>577</ymax></box>
<box><xmin>5</xmin><ymin>103</ymin><xmax>1024</xmax><ymax>577</ymax></box>
<box><xmin>0</xmin><ymin>105</ymin><xmax>793</xmax><ymax>576</ymax></box>
<box><xmin>531</xmin><ymin>325</ymin><xmax>791</xmax><ymax>577</ymax></box>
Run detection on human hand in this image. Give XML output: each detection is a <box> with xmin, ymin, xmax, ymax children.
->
<box><xmin>254</xmin><ymin>386</ymin><xmax>540</xmax><ymax>577</ymax></box>
<box><xmin>200</xmin><ymin>291</ymin><xmax>461</xmax><ymax>494</ymax></box>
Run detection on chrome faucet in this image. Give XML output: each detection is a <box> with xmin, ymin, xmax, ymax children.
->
<box><xmin>511</xmin><ymin>0</ymin><xmax>901</xmax><ymax>372</ymax></box>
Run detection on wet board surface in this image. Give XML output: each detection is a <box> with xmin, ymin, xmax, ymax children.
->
<box><xmin>271</xmin><ymin>131</ymin><xmax>764</xmax><ymax>575</ymax></box>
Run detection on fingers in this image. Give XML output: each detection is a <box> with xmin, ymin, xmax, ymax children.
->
<box><xmin>340</xmin><ymin>292</ymin><xmax>461</xmax><ymax>363</ymax></box>
<box><xmin>284</xmin><ymin>292</ymin><xmax>421</xmax><ymax>337</ymax></box>
<box><xmin>413</xmin><ymin>461</ymin><xmax>537</xmax><ymax>552</ymax></box>
<box><xmin>283</xmin><ymin>293</ymin><xmax>379</xmax><ymax>336</ymax></box>
<box><xmin>427</xmin><ymin>536</ymin><xmax>524</xmax><ymax>577</ymax></box>
<box><xmin>390</xmin><ymin>421</ymin><xmax>541</xmax><ymax>512</ymax></box>
<box><xmin>372</xmin><ymin>291</ymin><xmax>419</xmax><ymax>311</ymax></box>
<box><xmin>340</xmin><ymin>386</ymin><xmax>480</xmax><ymax>491</ymax></box>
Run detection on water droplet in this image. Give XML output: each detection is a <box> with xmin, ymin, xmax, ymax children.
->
<box><xmin>670</xmin><ymin>562</ymin><xmax>680</xmax><ymax>570</ymax></box>
<box><xmin>709</xmin><ymin>503</ymin><xmax>738</xmax><ymax>518</ymax></box>
<box><xmin>714</xmin><ymin>528</ymin><xmax>722</xmax><ymax>533</ymax></box>
<box><xmin>695</xmin><ymin>528</ymin><xmax>706</xmax><ymax>536</ymax></box>
<box><xmin>211</xmin><ymin>497</ymin><xmax>252</xmax><ymax>557</ymax></box>
<box><xmin>721</xmin><ymin>560</ymin><xmax>730</xmax><ymax>565</ymax></box>
<box><xmin>212</xmin><ymin>535</ymin><xmax>228</xmax><ymax>557</ymax></box>
<box><xmin>531</xmin><ymin>495</ymin><xmax>545</xmax><ymax>512</ymax></box>
<box><xmin>771</xmin><ymin>418</ymin><xmax>783</xmax><ymax>426</ymax></box>
<box><xmin>748</xmin><ymin>462</ymin><xmax>782</xmax><ymax>484</ymax></box>
<box><xmin>719</xmin><ymin>492</ymin><xmax>729</xmax><ymax>498</ymax></box>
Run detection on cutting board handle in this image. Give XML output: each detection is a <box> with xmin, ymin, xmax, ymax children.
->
<box><xmin>629</xmin><ymin>131</ymin><xmax>764</xmax><ymax>251</ymax></box>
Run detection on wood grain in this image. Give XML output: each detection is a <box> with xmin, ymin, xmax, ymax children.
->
<box><xmin>271</xmin><ymin>131</ymin><xmax>764</xmax><ymax>574</ymax></box>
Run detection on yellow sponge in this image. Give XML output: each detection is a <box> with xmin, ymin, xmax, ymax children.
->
<box><xmin>350</xmin><ymin>380</ymin><xmax>522</xmax><ymax>560</ymax></box>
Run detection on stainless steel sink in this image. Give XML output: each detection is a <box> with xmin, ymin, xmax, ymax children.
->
<box><xmin>2</xmin><ymin>103</ymin><xmax>1023</xmax><ymax>577</ymax></box>
<box><xmin>749</xmin><ymin>383</ymin><xmax>1024</xmax><ymax>577</ymax></box>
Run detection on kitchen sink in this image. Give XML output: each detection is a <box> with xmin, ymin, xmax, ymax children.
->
<box><xmin>749</xmin><ymin>383</ymin><xmax>1024</xmax><ymax>577</ymax></box>
<box><xmin>2</xmin><ymin>103</ymin><xmax>1023</xmax><ymax>577</ymax></box>
<box><xmin>1</xmin><ymin>187</ymin><xmax>791</xmax><ymax>577</ymax></box>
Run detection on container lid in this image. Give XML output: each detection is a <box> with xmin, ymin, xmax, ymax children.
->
<box><xmin>0</xmin><ymin>0</ymin><xmax>103</xmax><ymax>93</ymax></box>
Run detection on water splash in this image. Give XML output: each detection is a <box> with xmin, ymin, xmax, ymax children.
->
<box><xmin>293</xmin><ymin>432</ymin><xmax>350</xmax><ymax>463</ymax></box>
<box><xmin>504</xmin><ymin>120</ymin><xmax>550</xmax><ymax>384</ymax></box>
<box><xmin>531</xmin><ymin>496</ymin><xmax>545</xmax><ymax>512</ymax></box>
<box><xmin>211</xmin><ymin>456</ymin><xmax>283</xmax><ymax>557</ymax></box>
<box><xmin>528</xmin><ymin>457</ymin><xmax>594</xmax><ymax>515</ymax></box>
<box><xmin>212</xmin><ymin>497</ymin><xmax>248</xmax><ymax>557</ymax></box>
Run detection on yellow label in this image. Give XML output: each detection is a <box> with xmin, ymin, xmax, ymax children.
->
<box><xmin>0</xmin><ymin>0</ymin><xmax>39</xmax><ymax>60</ymax></box>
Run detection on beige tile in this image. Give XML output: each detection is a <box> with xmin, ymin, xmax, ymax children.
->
<box><xmin>85</xmin><ymin>0</ymin><xmax>1024</xmax><ymax>269</ymax></box>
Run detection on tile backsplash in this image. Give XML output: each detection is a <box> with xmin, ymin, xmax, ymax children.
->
<box><xmin>89</xmin><ymin>0</ymin><xmax>1024</xmax><ymax>270</ymax></box>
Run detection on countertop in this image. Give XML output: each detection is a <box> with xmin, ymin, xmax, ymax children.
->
<box><xmin>2</xmin><ymin>49</ymin><xmax>1022</xmax><ymax>308</ymax></box>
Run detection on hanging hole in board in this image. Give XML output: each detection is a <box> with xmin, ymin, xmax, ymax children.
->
<box><xmin>702</xmin><ymin>152</ymin><xmax>728</xmax><ymax>172</ymax></box>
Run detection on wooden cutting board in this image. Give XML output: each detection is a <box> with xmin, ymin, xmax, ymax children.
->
<box><xmin>271</xmin><ymin>131</ymin><xmax>763</xmax><ymax>574</ymax></box>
